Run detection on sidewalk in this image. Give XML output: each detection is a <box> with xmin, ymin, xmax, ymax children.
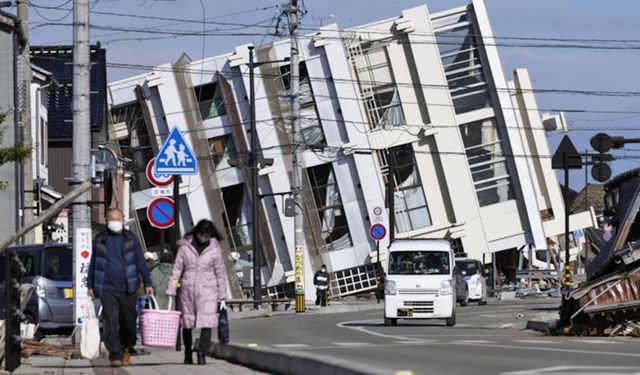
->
<box><xmin>12</xmin><ymin>346</ymin><xmax>262</xmax><ymax>375</ymax></box>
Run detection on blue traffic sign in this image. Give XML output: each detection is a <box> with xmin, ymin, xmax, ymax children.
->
<box><xmin>147</xmin><ymin>197</ymin><xmax>175</xmax><ymax>229</ymax></box>
<box><xmin>154</xmin><ymin>127</ymin><xmax>198</xmax><ymax>175</ymax></box>
<box><xmin>369</xmin><ymin>223</ymin><xmax>387</xmax><ymax>241</ymax></box>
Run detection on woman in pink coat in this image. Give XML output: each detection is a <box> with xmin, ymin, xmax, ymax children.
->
<box><xmin>166</xmin><ymin>219</ymin><xmax>228</xmax><ymax>365</ymax></box>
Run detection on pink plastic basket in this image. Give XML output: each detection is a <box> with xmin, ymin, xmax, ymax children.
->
<box><xmin>140</xmin><ymin>295</ymin><xmax>182</xmax><ymax>348</ymax></box>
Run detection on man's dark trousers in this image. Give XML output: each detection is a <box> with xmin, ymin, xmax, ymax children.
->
<box><xmin>102</xmin><ymin>290</ymin><xmax>137</xmax><ymax>360</ymax></box>
<box><xmin>315</xmin><ymin>289</ymin><xmax>327</xmax><ymax>307</ymax></box>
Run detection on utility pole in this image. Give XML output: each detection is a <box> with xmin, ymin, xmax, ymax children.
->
<box><xmin>72</xmin><ymin>0</ymin><xmax>92</xmax><ymax>336</ymax></box>
<box><xmin>17</xmin><ymin>0</ymin><xmax>34</xmax><ymax>243</ymax></box>
<box><xmin>248</xmin><ymin>46</ymin><xmax>262</xmax><ymax>308</ymax></box>
<box><xmin>289</xmin><ymin>0</ymin><xmax>305</xmax><ymax>313</ymax></box>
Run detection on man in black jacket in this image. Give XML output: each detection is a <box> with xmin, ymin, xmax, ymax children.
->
<box><xmin>313</xmin><ymin>264</ymin><xmax>329</xmax><ymax>307</ymax></box>
<box><xmin>88</xmin><ymin>208</ymin><xmax>153</xmax><ymax>367</ymax></box>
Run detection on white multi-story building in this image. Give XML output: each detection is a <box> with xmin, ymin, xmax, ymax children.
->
<box><xmin>107</xmin><ymin>0</ymin><xmax>595</xmax><ymax>299</ymax></box>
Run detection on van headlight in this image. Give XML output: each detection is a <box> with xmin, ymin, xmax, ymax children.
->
<box><xmin>385</xmin><ymin>280</ymin><xmax>397</xmax><ymax>295</ymax></box>
<box><xmin>440</xmin><ymin>280</ymin><xmax>453</xmax><ymax>295</ymax></box>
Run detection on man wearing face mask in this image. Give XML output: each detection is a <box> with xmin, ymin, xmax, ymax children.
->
<box><xmin>87</xmin><ymin>208</ymin><xmax>153</xmax><ymax>367</ymax></box>
<box><xmin>313</xmin><ymin>265</ymin><xmax>330</xmax><ymax>307</ymax></box>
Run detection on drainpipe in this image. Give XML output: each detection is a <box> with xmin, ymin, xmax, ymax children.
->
<box><xmin>12</xmin><ymin>25</ymin><xmax>22</xmax><ymax>242</ymax></box>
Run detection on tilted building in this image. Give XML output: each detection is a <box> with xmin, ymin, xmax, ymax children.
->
<box><xmin>107</xmin><ymin>0</ymin><xmax>595</xmax><ymax>298</ymax></box>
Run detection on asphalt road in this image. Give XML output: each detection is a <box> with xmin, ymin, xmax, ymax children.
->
<box><xmin>229</xmin><ymin>299</ymin><xmax>640</xmax><ymax>375</ymax></box>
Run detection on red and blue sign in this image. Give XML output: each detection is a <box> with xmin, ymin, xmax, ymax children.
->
<box><xmin>369</xmin><ymin>223</ymin><xmax>387</xmax><ymax>241</ymax></box>
<box><xmin>147</xmin><ymin>197</ymin><xmax>175</xmax><ymax>229</ymax></box>
<box><xmin>146</xmin><ymin>158</ymin><xmax>174</xmax><ymax>187</ymax></box>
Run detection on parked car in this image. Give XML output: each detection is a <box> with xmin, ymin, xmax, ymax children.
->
<box><xmin>454</xmin><ymin>266</ymin><xmax>469</xmax><ymax>307</ymax></box>
<box><xmin>455</xmin><ymin>258</ymin><xmax>488</xmax><ymax>305</ymax></box>
<box><xmin>0</xmin><ymin>243</ymin><xmax>100</xmax><ymax>339</ymax></box>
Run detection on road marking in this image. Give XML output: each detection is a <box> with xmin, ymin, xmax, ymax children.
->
<box><xmin>450</xmin><ymin>341</ymin><xmax>640</xmax><ymax>359</ymax></box>
<box><xmin>451</xmin><ymin>340</ymin><xmax>496</xmax><ymax>344</ymax></box>
<box><xmin>333</xmin><ymin>342</ymin><xmax>372</xmax><ymax>346</ymax></box>
<box><xmin>514</xmin><ymin>339</ymin><xmax>558</xmax><ymax>344</ymax></box>
<box><xmin>336</xmin><ymin>319</ymin><xmax>423</xmax><ymax>342</ymax></box>
<box><xmin>574</xmin><ymin>339</ymin><xmax>623</xmax><ymax>344</ymax></box>
<box><xmin>393</xmin><ymin>340</ymin><xmax>438</xmax><ymax>344</ymax></box>
<box><xmin>502</xmin><ymin>365</ymin><xmax>640</xmax><ymax>374</ymax></box>
<box><xmin>273</xmin><ymin>344</ymin><xmax>310</xmax><ymax>348</ymax></box>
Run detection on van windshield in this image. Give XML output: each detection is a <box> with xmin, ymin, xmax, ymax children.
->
<box><xmin>389</xmin><ymin>251</ymin><xmax>450</xmax><ymax>275</ymax></box>
<box><xmin>43</xmin><ymin>247</ymin><xmax>73</xmax><ymax>281</ymax></box>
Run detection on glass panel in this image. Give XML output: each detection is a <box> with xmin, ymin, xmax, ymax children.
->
<box><xmin>43</xmin><ymin>247</ymin><xmax>72</xmax><ymax>281</ymax></box>
<box><xmin>194</xmin><ymin>82</ymin><xmax>226</xmax><ymax>119</ymax></box>
<box><xmin>389</xmin><ymin>251</ymin><xmax>451</xmax><ymax>275</ymax></box>
<box><xmin>453</xmin><ymin>90</ymin><xmax>492</xmax><ymax>114</ymax></box>
<box><xmin>208</xmin><ymin>135</ymin><xmax>237</xmax><ymax>170</ymax></box>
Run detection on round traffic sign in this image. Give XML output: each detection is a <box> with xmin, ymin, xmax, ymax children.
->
<box><xmin>369</xmin><ymin>223</ymin><xmax>387</xmax><ymax>241</ymax></box>
<box><xmin>147</xmin><ymin>197</ymin><xmax>175</xmax><ymax>229</ymax></box>
<box><xmin>146</xmin><ymin>158</ymin><xmax>174</xmax><ymax>187</ymax></box>
<box><xmin>373</xmin><ymin>206</ymin><xmax>383</xmax><ymax>216</ymax></box>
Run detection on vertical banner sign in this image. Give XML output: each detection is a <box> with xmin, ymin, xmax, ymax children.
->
<box><xmin>294</xmin><ymin>245</ymin><xmax>304</xmax><ymax>293</ymax></box>
<box><xmin>74</xmin><ymin>228</ymin><xmax>92</xmax><ymax>326</ymax></box>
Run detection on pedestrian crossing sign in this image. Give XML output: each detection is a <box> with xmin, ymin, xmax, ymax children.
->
<box><xmin>154</xmin><ymin>127</ymin><xmax>198</xmax><ymax>175</ymax></box>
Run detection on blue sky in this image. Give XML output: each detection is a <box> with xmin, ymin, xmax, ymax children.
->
<box><xmin>25</xmin><ymin>0</ymin><xmax>640</xmax><ymax>190</ymax></box>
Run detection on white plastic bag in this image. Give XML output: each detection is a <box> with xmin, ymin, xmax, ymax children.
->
<box><xmin>80</xmin><ymin>302</ymin><xmax>100</xmax><ymax>360</ymax></box>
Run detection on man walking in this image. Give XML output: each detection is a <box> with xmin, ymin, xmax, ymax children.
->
<box><xmin>313</xmin><ymin>265</ymin><xmax>329</xmax><ymax>307</ymax></box>
<box><xmin>88</xmin><ymin>208</ymin><xmax>153</xmax><ymax>367</ymax></box>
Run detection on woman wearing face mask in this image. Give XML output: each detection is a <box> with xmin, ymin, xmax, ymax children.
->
<box><xmin>166</xmin><ymin>219</ymin><xmax>228</xmax><ymax>365</ymax></box>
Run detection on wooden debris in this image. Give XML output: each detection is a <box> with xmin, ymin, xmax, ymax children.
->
<box><xmin>21</xmin><ymin>339</ymin><xmax>81</xmax><ymax>360</ymax></box>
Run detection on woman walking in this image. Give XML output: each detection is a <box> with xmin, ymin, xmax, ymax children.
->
<box><xmin>166</xmin><ymin>220</ymin><xmax>228</xmax><ymax>365</ymax></box>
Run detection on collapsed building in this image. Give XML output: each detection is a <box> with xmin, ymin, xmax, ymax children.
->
<box><xmin>106</xmin><ymin>0</ymin><xmax>595</xmax><ymax>299</ymax></box>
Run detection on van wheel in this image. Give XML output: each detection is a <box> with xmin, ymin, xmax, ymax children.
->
<box><xmin>384</xmin><ymin>318</ymin><xmax>397</xmax><ymax>326</ymax></box>
<box><xmin>445</xmin><ymin>313</ymin><xmax>456</xmax><ymax>327</ymax></box>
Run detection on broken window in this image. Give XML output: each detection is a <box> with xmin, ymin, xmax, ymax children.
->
<box><xmin>194</xmin><ymin>81</ymin><xmax>226</xmax><ymax>120</ymax></box>
<box><xmin>279</xmin><ymin>63</ymin><xmax>326</xmax><ymax>147</ymax></box>
<box><xmin>307</xmin><ymin>163</ymin><xmax>352</xmax><ymax>252</ymax></box>
<box><xmin>436</xmin><ymin>24</ymin><xmax>492</xmax><ymax>114</ymax></box>
<box><xmin>460</xmin><ymin>118</ymin><xmax>514</xmax><ymax>206</ymax></box>
<box><xmin>350</xmin><ymin>40</ymin><xmax>406</xmax><ymax>129</ymax></box>
<box><xmin>208</xmin><ymin>134</ymin><xmax>237</xmax><ymax>170</ymax></box>
<box><xmin>382</xmin><ymin>145</ymin><xmax>432</xmax><ymax>232</ymax></box>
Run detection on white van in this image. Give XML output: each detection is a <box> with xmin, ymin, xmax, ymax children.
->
<box><xmin>384</xmin><ymin>239</ymin><xmax>456</xmax><ymax>326</ymax></box>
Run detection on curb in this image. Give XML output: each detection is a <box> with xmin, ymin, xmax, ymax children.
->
<box><xmin>212</xmin><ymin>343</ymin><xmax>383</xmax><ymax>375</ymax></box>
<box><xmin>526</xmin><ymin>319</ymin><xmax>559</xmax><ymax>334</ymax></box>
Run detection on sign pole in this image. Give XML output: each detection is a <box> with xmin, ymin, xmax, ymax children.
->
<box><xmin>563</xmin><ymin>151</ymin><xmax>571</xmax><ymax>291</ymax></box>
<box><xmin>376</xmin><ymin>240</ymin><xmax>381</xmax><ymax>304</ymax></box>
<box><xmin>173</xmin><ymin>176</ymin><xmax>181</xmax><ymax>352</ymax></box>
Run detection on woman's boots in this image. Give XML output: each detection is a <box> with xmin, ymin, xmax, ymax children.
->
<box><xmin>197</xmin><ymin>351</ymin><xmax>206</xmax><ymax>365</ymax></box>
<box><xmin>184</xmin><ymin>350</ymin><xmax>193</xmax><ymax>365</ymax></box>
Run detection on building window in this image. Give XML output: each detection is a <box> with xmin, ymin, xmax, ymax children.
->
<box><xmin>279</xmin><ymin>63</ymin><xmax>326</xmax><ymax>147</ymax></box>
<box><xmin>307</xmin><ymin>163</ymin><xmax>352</xmax><ymax>252</ymax></box>
<box><xmin>379</xmin><ymin>145</ymin><xmax>432</xmax><ymax>232</ymax></box>
<box><xmin>436</xmin><ymin>24</ymin><xmax>492</xmax><ymax>114</ymax></box>
<box><xmin>208</xmin><ymin>134</ymin><xmax>237</xmax><ymax>170</ymax></box>
<box><xmin>349</xmin><ymin>40</ymin><xmax>406</xmax><ymax>129</ymax></box>
<box><xmin>460</xmin><ymin>118</ymin><xmax>515</xmax><ymax>207</ymax></box>
<box><xmin>194</xmin><ymin>81</ymin><xmax>226</xmax><ymax>120</ymax></box>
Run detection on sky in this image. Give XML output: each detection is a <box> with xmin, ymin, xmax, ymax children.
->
<box><xmin>21</xmin><ymin>0</ymin><xmax>640</xmax><ymax>190</ymax></box>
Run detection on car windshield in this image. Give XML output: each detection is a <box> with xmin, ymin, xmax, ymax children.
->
<box><xmin>43</xmin><ymin>247</ymin><xmax>73</xmax><ymax>281</ymax></box>
<box><xmin>455</xmin><ymin>260</ymin><xmax>479</xmax><ymax>276</ymax></box>
<box><xmin>389</xmin><ymin>251</ymin><xmax>450</xmax><ymax>275</ymax></box>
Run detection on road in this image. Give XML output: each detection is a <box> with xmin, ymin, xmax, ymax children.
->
<box><xmin>229</xmin><ymin>299</ymin><xmax>640</xmax><ymax>375</ymax></box>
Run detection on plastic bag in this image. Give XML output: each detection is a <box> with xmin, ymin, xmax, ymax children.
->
<box><xmin>218</xmin><ymin>302</ymin><xmax>229</xmax><ymax>344</ymax></box>
<box><xmin>80</xmin><ymin>302</ymin><xmax>100</xmax><ymax>360</ymax></box>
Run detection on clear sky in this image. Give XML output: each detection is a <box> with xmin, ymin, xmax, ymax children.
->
<box><xmin>23</xmin><ymin>0</ymin><xmax>640</xmax><ymax>190</ymax></box>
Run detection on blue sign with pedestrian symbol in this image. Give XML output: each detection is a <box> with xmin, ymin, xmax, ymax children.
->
<box><xmin>154</xmin><ymin>127</ymin><xmax>198</xmax><ymax>175</ymax></box>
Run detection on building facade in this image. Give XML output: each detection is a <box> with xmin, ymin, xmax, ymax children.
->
<box><xmin>107</xmin><ymin>0</ymin><xmax>595</xmax><ymax>299</ymax></box>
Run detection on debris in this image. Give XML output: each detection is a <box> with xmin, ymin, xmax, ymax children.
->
<box><xmin>21</xmin><ymin>340</ymin><xmax>81</xmax><ymax>359</ymax></box>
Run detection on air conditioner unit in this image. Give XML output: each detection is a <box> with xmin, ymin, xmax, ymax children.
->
<box><xmin>108</xmin><ymin>121</ymin><xmax>129</xmax><ymax>141</ymax></box>
<box><xmin>541</xmin><ymin>112</ymin><xmax>568</xmax><ymax>132</ymax></box>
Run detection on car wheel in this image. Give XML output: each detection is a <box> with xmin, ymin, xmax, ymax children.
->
<box><xmin>460</xmin><ymin>290</ymin><xmax>469</xmax><ymax>307</ymax></box>
<box><xmin>445</xmin><ymin>313</ymin><xmax>456</xmax><ymax>327</ymax></box>
<box><xmin>25</xmin><ymin>313</ymin><xmax>44</xmax><ymax>341</ymax></box>
<box><xmin>479</xmin><ymin>286</ymin><xmax>488</xmax><ymax>305</ymax></box>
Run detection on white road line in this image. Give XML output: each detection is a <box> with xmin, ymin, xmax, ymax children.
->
<box><xmin>502</xmin><ymin>365</ymin><xmax>640</xmax><ymax>375</ymax></box>
<box><xmin>450</xmin><ymin>341</ymin><xmax>640</xmax><ymax>359</ymax></box>
<box><xmin>450</xmin><ymin>340</ymin><xmax>496</xmax><ymax>344</ymax></box>
<box><xmin>574</xmin><ymin>339</ymin><xmax>623</xmax><ymax>344</ymax></box>
<box><xmin>393</xmin><ymin>340</ymin><xmax>438</xmax><ymax>344</ymax></box>
<box><xmin>332</xmin><ymin>342</ymin><xmax>372</xmax><ymax>346</ymax></box>
<box><xmin>513</xmin><ymin>339</ymin><xmax>558</xmax><ymax>345</ymax></box>
<box><xmin>336</xmin><ymin>319</ymin><xmax>424</xmax><ymax>342</ymax></box>
<box><xmin>272</xmin><ymin>344</ymin><xmax>310</xmax><ymax>348</ymax></box>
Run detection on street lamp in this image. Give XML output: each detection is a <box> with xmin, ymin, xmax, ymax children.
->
<box><xmin>247</xmin><ymin>46</ymin><xmax>289</xmax><ymax>308</ymax></box>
